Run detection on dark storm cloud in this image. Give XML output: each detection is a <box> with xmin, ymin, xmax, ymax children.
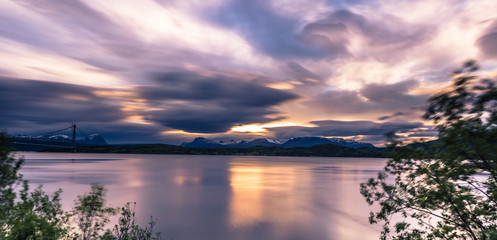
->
<box><xmin>476</xmin><ymin>19</ymin><xmax>497</xmax><ymax>60</ymax></box>
<box><xmin>268</xmin><ymin>120</ymin><xmax>423</xmax><ymax>139</ymax></box>
<box><xmin>309</xmin><ymin>80</ymin><xmax>428</xmax><ymax>114</ymax></box>
<box><xmin>0</xmin><ymin>77</ymin><xmax>192</xmax><ymax>144</ymax></box>
<box><xmin>140</xmin><ymin>72</ymin><xmax>299</xmax><ymax>107</ymax></box>
<box><xmin>0</xmin><ymin>77</ymin><xmax>124</xmax><ymax>128</ymax></box>
<box><xmin>148</xmin><ymin>105</ymin><xmax>283</xmax><ymax>133</ymax></box>
<box><xmin>141</xmin><ymin>71</ymin><xmax>299</xmax><ymax>133</ymax></box>
<box><xmin>72</xmin><ymin>122</ymin><xmax>177</xmax><ymax>144</ymax></box>
<box><xmin>0</xmin><ymin>78</ymin><xmax>171</xmax><ymax>143</ymax></box>
<box><xmin>0</xmin><ymin>72</ymin><xmax>300</xmax><ymax>140</ymax></box>
<box><xmin>0</xmin><ymin>77</ymin><xmax>169</xmax><ymax>143</ymax></box>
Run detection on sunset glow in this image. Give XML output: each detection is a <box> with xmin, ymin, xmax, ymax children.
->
<box><xmin>231</xmin><ymin>122</ymin><xmax>301</xmax><ymax>133</ymax></box>
<box><xmin>1</xmin><ymin>0</ymin><xmax>496</xmax><ymax>146</ymax></box>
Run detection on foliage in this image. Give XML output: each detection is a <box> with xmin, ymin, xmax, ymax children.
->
<box><xmin>72</xmin><ymin>184</ymin><xmax>119</xmax><ymax>240</ymax></box>
<box><xmin>0</xmin><ymin>132</ymin><xmax>23</xmax><ymax>228</ymax></box>
<box><xmin>361</xmin><ymin>60</ymin><xmax>497</xmax><ymax>239</ymax></box>
<box><xmin>5</xmin><ymin>183</ymin><xmax>73</xmax><ymax>240</ymax></box>
<box><xmin>0</xmin><ymin>132</ymin><xmax>163</xmax><ymax>240</ymax></box>
<box><xmin>101</xmin><ymin>202</ymin><xmax>163</xmax><ymax>240</ymax></box>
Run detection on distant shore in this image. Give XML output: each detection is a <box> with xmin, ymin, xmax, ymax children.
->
<box><xmin>35</xmin><ymin>143</ymin><xmax>388</xmax><ymax>158</ymax></box>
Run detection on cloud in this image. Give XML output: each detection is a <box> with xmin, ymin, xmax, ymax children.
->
<box><xmin>77</xmin><ymin>122</ymin><xmax>175</xmax><ymax>144</ymax></box>
<box><xmin>0</xmin><ymin>77</ymin><xmax>170</xmax><ymax>143</ymax></box>
<box><xmin>297</xmin><ymin>9</ymin><xmax>435</xmax><ymax>61</ymax></box>
<box><xmin>0</xmin><ymin>4</ymin><xmax>62</xmax><ymax>52</ymax></box>
<box><xmin>140</xmin><ymin>72</ymin><xmax>299</xmax><ymax>107</ymax></box>
<box><xmin>476</xmin><ymin>19</ymin><xmax>497</xmax><ymax>60</ymax></box>
<box><xmin>0</xmin><ymin>77</ymin><xmax>193</xmax><ymax>144</ymax></box>
<box><xmin>407</xmin><ymin>128</ymin><xmax>438</xmax><ymax>138</ymax></box>
<box><xmin>15</xmin><ymin>0</ymin><xmax>136</xmax><ymax>44</ymax></box>
<box><xmin>307</xmin><ymin>79</ymin><xmax>429</xmax><ymax>116</ymax></box>
<box><xmin>148</xmin><ymin>105</ymin><xmax>283</xmax><ymax>133</ymax></box>
<box><xmin>0</xmin><ymin>71</ymin><xmax>300</xmax><ymax>141</ymax></box>
<box><xmin>210</xmin><ymin>0</ymin><xmax>325</xmax><ymax>59</ymax></box>
<box><xmin>360</xmin><ymin>80</ymin><xmax>420</xmax><ymax>103</ymax></box>
<box><xmin>1</xmin><ymin>0</ymin><xmax>495</xmax><ymax>146</ymax></box>
<box><xmin>268</xmin><ymin>119</ymin><xmax>424</xmax><ymax>139</ymax></box>
<box><xmin>210</xmin><ymin>3</ymin><xmax>434</xmax><ymax>61</ymax></box>
<box><xmin>0</xmin><ymin>77</ymin><xmax>124</xmax><ymax>127</ymax></box>
<box><xmin>0</xmin><ymin>0</ymin><xmax>146</xmax><ymax>83</ymax></box>
<box><xmin>284</xmin><ymin>62</ymin><xmax>324</xmax><ymax>84</ymax></box>
<box><xmin>377</xmin><ymin>112</ymin><xmax>405</xmax><ymax>121</ymax></box>
<box><xmin>141</xmin><ymin>71</ymin><xmax>299</xmax><ymax>133</ymax></box>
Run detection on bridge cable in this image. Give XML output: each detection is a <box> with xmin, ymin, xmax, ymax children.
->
<box><xmin>38</xmin><ymin>126</ymin><xmax>73</xmax><ymax>136</ymax></box>
<box><xmin>76</xmin><ymin>127</ymin><xmax>90</xmax><ymax>138</ymax></box>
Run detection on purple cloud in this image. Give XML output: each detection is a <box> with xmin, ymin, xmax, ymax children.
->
<box><xmin>477</xmin><ymin>19</ymin><xmax>497</xmax><ymax>60</ymax></box>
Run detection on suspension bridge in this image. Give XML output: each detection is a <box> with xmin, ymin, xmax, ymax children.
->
<box><xmin>9</xmin><ymin>123</ymin><xmax>95</xmax><ymax>153</ymax></box>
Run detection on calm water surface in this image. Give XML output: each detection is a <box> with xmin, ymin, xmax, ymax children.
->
<box><xmin>18</xmin><ymin>152</ymin><xmax>385</xmax><ymax>240</ymax></box>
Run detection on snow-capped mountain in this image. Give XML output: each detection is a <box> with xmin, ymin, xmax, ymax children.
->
<box><xmin>10</xmin><ymin>134</ymin><xmax>108</xmax><ymax>146</ymax></box>
<box><xmin>181</xmin><ymin>137</ymin><xmax>284</xmax><ymax>148</ymax></box>
<box><xmin>231</xmin><ymin>138</ymin><xmax>281</xmax><ymax>148</ymax></box>
<box><xmin>180</xmin><ymin>137</ymin><xmax>374</xmax><ymax>149</ymax></box>
<box><xmin>78</xmin><ymin>134</ymin><xmax>107</xmax><ymax>145</ymax></box>
<box><xmin>281</xmin><ymin>137</ymin><xmax>374</xmax><ymax>149</ymax></box>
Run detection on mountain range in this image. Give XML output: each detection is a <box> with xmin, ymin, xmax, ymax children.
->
<box><xmin>13</xmin><ymin>135</ymin><xmax>385</xmax><ymax>157</ymax></box>
<box><xmin>9</xmin><ymin>134</ymin><xmax>377</xmax><ymax>155</ymax></box>
<box><xmin>9</xmin><ymin>134</ymin><xmax>108</xmax><ymax>146</ymax></box>
<box><xmin>181</xmin><ymin>137</ymin><xmax>374</xmax><ymax>149</ymax></box>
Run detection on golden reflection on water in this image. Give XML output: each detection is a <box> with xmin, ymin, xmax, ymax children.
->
<box><xmin>228</xmin><ymin>160</ymin><xmax>381</xmax><ymax>239</ymax></box>
<box><xmin>229</xmin><ymin>165</ymin><xmax>264</xmax><ymax>227</ymax></box>
<box><xmin>174</xmin><ymin>175</ymin><xmax>202</xmax><ymax>185</ymax></box>
<box><xmin>171</xmin><ymin>167</ymin><xmax>202</xmax><ymax>186</ymax></box>
<box><xmin>228</xmin><ymin>162</ymin><xmax>311</xmax><ymax>233</ymax></box>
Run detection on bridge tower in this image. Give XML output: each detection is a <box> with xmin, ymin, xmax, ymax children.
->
<box><xmin>71</xmin><ymin>123</ymin><xmax>76</xmax><ymax>153</ymax></box>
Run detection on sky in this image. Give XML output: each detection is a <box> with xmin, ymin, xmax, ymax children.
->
<box><xmin>1</xmin><ymin>0</ymin><xmax>497</xmax><ymax>146</ymax></box>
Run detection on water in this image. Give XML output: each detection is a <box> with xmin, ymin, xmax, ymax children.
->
<box><xmin>18</xmin><ymin>152</ymin><xmax>386</xmax><ymax>240</ymax></box>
